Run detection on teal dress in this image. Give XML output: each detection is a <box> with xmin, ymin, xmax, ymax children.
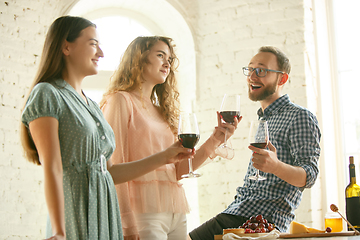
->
<box><xmin>21</xmin><ymin>79</ymin><xmax>123</xmax><ymax>240</ymax></box>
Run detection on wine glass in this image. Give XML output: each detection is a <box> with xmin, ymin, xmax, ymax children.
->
<box><xmin>217</xmin><ymin>94</ymin><xmax>241</xmax><ymax>160</ymax></box>
<box><xmin>248</xmin><ymin>119</ymin><xmax>269</xmax><ymax>181</ymax></box>
<box><xmin>178</xmin><ymin>113</ymin><xmax>201</xmax><ymax>178</ymax></box>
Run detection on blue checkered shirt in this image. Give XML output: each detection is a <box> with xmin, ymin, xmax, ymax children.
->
<box><xmin>223</xmin><ymin>94</ymin><xmax>321</xmax><ymax>232</ymax></box>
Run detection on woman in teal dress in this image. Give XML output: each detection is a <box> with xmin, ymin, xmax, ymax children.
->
<box><xmin>20</xmin><ymin>16</ymin><xmax>192</xmax><ymax>240</ymax></box>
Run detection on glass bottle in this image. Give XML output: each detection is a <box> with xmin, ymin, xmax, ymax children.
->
<box><xmin>345</xmin><ymin>156</ymin><xmax>360</xmax><ymax>231</ymax></box>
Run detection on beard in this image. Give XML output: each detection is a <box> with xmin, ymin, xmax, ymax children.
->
<box><xmin>248</xmin><ymin>80</ymin><xmax>277</xmax><ymax>101</ymax></box>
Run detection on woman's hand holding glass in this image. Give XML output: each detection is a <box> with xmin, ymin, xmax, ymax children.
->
<box><xmin>215</xmin><ymin>94</ymin><xmax>241</xmax><ymax>159</ymax></box>
<box><xmin>213</xmin><ymin>111</ymin><xmax>241</xmax><ymax>145</ymax></box>
<box><xmin>162</xmin><ymin>141</ymin><xmax>194</xmax><ymax>165</ymax></box>
<box><xmin>178</xmin><ymin>113</ymin><xmax>201</xmax><ymax>178</ymax></box>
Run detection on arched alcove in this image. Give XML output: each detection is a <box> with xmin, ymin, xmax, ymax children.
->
<box><xmin>67</xmin><ymin>0</ymin><xmax>196</xmax><ymax>113</ymax></box>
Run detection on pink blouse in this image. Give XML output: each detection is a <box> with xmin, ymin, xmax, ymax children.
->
<box><xmin>101</xmin><ymin>91</ymin><xmax>190</xmax><ymax>236</ymax></box>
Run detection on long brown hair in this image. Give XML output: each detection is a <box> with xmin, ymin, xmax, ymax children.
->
<box><xmin>20</xmin><ymin>16</ymin><xmax>96</xmax><ymax>165</ymax></box>
<box><xmin>100</xmin><ymin>36</ymin><xmax>180</xmax><ymax>134</ymax></box>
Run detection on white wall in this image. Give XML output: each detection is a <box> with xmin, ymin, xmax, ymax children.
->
<box><xmin>0</xmin><ymin>0</ymin><xmax>323</xmax><ymax>238</ymax></box>
<box><xmin>184</xmin><ymin>0</ymin><xmax>322</xmax><ymax>228</ymax></box>
<box><xmin>0</xmin><ymin>0</ymin><xmax>72</xmax><ymax>238</ymax></box>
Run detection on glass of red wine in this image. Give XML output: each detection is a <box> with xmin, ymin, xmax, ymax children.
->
<box><xmin>217</xmin><ymin>94</ymin><xmax>241</xmax><ymax>160</ymax></box>
<box><xmin>178</xmin><ymin>113</ymin><xmax>201</xmax><ymax>178</ymax></box>
<box><xmin>248</xmin><ymin>119</ymin><xmax>269</xmax><ymax>181</ymax></box>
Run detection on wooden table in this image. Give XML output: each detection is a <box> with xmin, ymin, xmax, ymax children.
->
<box><xmin>214</xmin><ymin>231</ymin><xmax>360</xmax><ymax>239</ymax></box>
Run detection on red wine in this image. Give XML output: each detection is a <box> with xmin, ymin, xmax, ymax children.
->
<box><xmin>178</xmin><ymin>134</ymin><xmax>200</xmax><ymax>148</ymax></box>
<box><xmin>220</xmin><ymin>111</ymin><xmax>240</xmax><ymax>123</ymax></box>
<box><xmin>250</xmin><ymin>142</ymin><xmax>267</xmax><ymax>149</ymax></box>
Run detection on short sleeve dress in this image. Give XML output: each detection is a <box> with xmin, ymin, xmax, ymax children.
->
<box><xmin>21</xmin><ymin>79</ymin><xmax>123</xmax><ymax>240</ymax></box>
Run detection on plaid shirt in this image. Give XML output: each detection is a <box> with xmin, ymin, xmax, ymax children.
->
<box><xmin>223</xmin><ymin>94</ymin><xmax>321</xmax><ymax>232</ymax></box>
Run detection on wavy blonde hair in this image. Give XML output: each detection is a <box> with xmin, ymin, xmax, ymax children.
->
<box><xmin>20</xmin><ymin>16</ymin><xmax>96</xmax><ymax>165</ymax></box>
<box><xmin>100</xmin><ymin>36</ymin><xmax>180</xmax><ymax>134</ymax></box>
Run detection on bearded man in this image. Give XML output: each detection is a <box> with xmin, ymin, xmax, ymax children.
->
<box><xmin>188</xmin><ymin>46</ymin><xmax>321</xmax><ymax>240</ymax></box>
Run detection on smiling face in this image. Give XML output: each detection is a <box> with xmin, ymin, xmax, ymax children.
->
<box><xmin>247</xmin><ymin>52</ymin><xmax>284</xmax><ymax>103</ymax></box>
<box><xmin>63</xmin><ymin>26</ymin><xmax>104</xmax><ymax>78</ymax></box>
<box><xmin>141</xmin><ymin>40</ymin><xmax>171</xmax><ymax>87</ymax></box>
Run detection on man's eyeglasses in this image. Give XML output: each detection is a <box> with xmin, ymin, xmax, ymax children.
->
<box><xmin>242</xmin><ymin>67</ymin><xmax>285</xmax><ymax>77</ymax></box>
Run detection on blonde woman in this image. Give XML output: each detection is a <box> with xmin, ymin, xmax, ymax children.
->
<box><xmin>100</xmin><ymin>36</ymin><xmax>240</xmax><ymax>240</ymax></box>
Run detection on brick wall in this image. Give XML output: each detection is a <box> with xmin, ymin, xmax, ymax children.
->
<box><xmin>0</xmin><ymin>0</ymin><xmax>321</xmax><ymax>238</ymax></box>
<box><xmin>182</xmin><ymin>0</ymin><xmax>321</xmax><ymax>228</ymax></box>
<box><xmin>0</xmin><ymin>0</ymin><xmax>66</xmax><ymax>238</ymax></box>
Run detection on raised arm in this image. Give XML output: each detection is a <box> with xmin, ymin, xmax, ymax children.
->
<box><xmin>101</xmin><ymin>92</ymin><xmax>191</xmax><ymax>238</ymax></box>
<box><xmin>107</xmin><ymin>141</ymin><xmax>192</xmax><ymax>184</ymax></box>
<box><xmin>102</xmin><ymin>93</ymin><xmax>192</xmax><ymax>183</ymax></box>
<box><xmin>176</xmin><ymin>112</ymin><xmax>241</xmax><ymax>180</ymax></box>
